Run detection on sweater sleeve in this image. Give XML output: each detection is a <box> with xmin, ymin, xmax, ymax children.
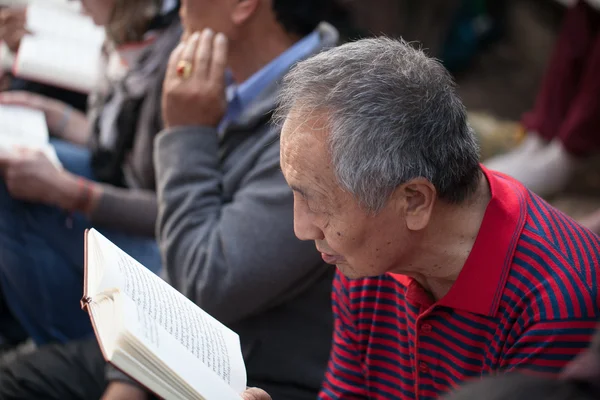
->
<box><xmin>89</xmin><ymin>186</ymin><xmax>157</xmax><ymax>237</ymax></box>
<box><xmin>155</xmin><ymin>126</ymin><xmax>327</xmax><ymax>325</ymax></box>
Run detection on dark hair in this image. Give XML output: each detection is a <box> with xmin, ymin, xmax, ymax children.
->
<box><xmin>443</xmin><ymin>374</ymin><xmax>599</xmax><ymax>400</ymax></box>
<box><xmin>272</xmin><ymin>0</ymin><xmax>354</xmax><ymax>37</ymax></box>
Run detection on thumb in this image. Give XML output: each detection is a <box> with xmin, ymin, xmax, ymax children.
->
<box><xmin>0</xmin><ymin>91</ymin><xmax>30</xmax><ymax>106</ymax></box>
<box><xmin>0</xmin><ymin>91</ymin><xmax>51</xmax><ymax>113</ymax></box>
<box><xmin>240</xmin><ymin>388</ymin><xmax>271</xmax><ymax>400</ymax></box>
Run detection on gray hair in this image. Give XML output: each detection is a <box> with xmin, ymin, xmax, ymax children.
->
<box><xmin>276</xmin><ymin>37</ymin><xmax>481</xmax><ymax>213</ymax></box>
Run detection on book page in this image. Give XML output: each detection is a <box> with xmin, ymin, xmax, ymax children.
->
<box><xmin>26</xmin><ymin>3</ymin><xmax>104</xmax><ymax>47</ymax></box>
<box><xmin>91</xmin><ymin>230</ymin><xmax>247</xmax><ymax>393</ymax></box>
<box><xmin>0</xmin><ymin>0</ymin><xmax>77</xmax><ymax>7</ymax></box>
<box><xmin>14</xmin><ymin>35</ymin><xmax>101</xmax><ymax>93</ymax></box>
<box><xmin>120</xmin><ymin>295</ymin><xmax>244</xmax><ymax>399</ymax></box>
<box><xmin>0</xmin><ymin>105</ymin><xmax>60</xmax><ymax>166</ymax></box>
<box><xmin>0</xmin><ymin>105</ymin><xmax>48</xmax><ymax>144</ymax></box>
<box><xmin>0</xmin><ymin>0</ymin><xmax>29</xmax><ymax>6</ymax></box>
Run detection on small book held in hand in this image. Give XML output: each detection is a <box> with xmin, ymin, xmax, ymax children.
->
<box><xmin>0</xmin><ymin>105</ymin><xmax>60</xmax><ymax>165</ymax></box>
<box><xmin>82</xmin><ymin>229</ymin><xmax>247</xmax><ymax>400</ymax></box>
<box><xmin>5</xmin><ymin>2</ymin><xmax>104</xmax><ymax>93</ymax></box>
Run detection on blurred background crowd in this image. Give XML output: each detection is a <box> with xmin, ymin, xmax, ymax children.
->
<box><xmin>0</xmin><ymin>0</ymin><xmax>598</xmax><ymax>398</ymax></box>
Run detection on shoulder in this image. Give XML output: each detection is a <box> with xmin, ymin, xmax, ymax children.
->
<box><xmin>503</xmin><ymin>196</ymin><xmax>600</xmax><ymax>322</ymax></box>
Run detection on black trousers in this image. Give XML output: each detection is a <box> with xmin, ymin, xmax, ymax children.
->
<box><xmin>0</xmin><ymin>337</ymin><xmax>313</xmax><ymax>400</ymax></box>
<box><xmin>0</xmin><ymin>338</ymin><xmax>107</xmax><ymax>400</ymax></box>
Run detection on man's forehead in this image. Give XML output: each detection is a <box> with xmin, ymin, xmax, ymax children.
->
<box><xmin>281</xmin><ymin>121</ymin><xmax>327</xmax><ymax>167</ymax></box>
<box><xmin>280</xmin><ymin>114</ymin><xmax>334</xmax><ymax>186</ymax></box>
<box><xmin>281</xmin><ymin>108</ymin><xmax>329</xmax><ymax>138</ymax></box>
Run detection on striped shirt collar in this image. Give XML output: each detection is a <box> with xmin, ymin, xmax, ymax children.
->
<box><xmin>390</xmin><ymin>166</ymin><xmax>526</xmax><ymax>317</ymax></box>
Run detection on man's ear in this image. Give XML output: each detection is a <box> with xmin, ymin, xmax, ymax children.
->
<box><xmin>232</xmin><ymin>0</ymin><xmax>259</xmax><ymax>25</ymax></box>
<box><xmin>393</xmin><ymin>178</ymin><xmax>436</xmax><ymax>232</ymax></box>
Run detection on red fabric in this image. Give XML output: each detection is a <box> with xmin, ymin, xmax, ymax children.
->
<box><xmin>521</xmin><ymin>1</ymin><xmax>600</xmax><ymax>156</ymax></box>
<box><xmin>319</xmin><ymin>168</ymin><xmax>600</xmax><ymax>399</ymax></box>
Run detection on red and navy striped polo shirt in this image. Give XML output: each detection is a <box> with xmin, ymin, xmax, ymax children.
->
<box><xmin>319</xmin><ymin>168</ymin><xmax>600</xmax><ymax>400</ymax></box>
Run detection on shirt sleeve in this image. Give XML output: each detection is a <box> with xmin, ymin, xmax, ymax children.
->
<box><xmin>319</xmin><ymin>272</ymin><xmax>368</xmax><ymax>399</ymax></box>
<box><xmin>500</xmin><ymin>318</ymin><xmax>599</xmax><ymax>375</ymax></box>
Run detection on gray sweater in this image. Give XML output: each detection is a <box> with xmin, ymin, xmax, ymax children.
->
<box><xmin>154</xmin><ymin>23</ymin><xmax>339</xmax><ymax>399</ymax></box>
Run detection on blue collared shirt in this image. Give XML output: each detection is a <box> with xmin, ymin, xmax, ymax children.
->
<box><xmin>220</xmin><ymin>31</ymin><xmax>321</xmax><ymax>129</ymax></box>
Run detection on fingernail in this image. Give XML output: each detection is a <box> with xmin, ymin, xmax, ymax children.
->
<box><xmin>191</xmin><ymin>31</ymin><xmax>201</xmax><ymax>40</ymax></box>
<box><xmin>204</xmin><ymin>28</ymin><xmax>214</xmax><ymax>36</ymax></box>
<box><xmin>215</xmin><ymin>33</ymin><xmax>227</xmax><ymax>44</ymax></box>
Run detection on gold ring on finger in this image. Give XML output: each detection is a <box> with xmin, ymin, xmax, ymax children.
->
<box><xmin>176</xmin><ymin>60</ymin><xmax>193</xmax><ymax>80</ymax></box>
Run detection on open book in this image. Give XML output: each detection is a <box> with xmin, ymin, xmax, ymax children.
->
<box><xmin>82</xmin><ymin>229</ymin><xmax>247</xmax><ymax>400</ymax></box>
<box><xmin>24</xmin><ymin>2</ymin><xmax>104</xmax><ymax>46</ymax></box>
<box><xmin>7</xmin><ymin>2</ymin><xmax>103</xmax><ymax>93</ymax></box>
<box><xmin>14</xmin><ymin>35</ymin><xmax>101</xmax><ymax>93</ymax></box>
<box><xmin>0</xmin><ymin>0</ymin><xmax>81</xmax><ymax>12</ymax></box>
<box><xmin>0</xmin><ymin>105</ymin><xmax>59</xmax><ymax>165</ymax></box>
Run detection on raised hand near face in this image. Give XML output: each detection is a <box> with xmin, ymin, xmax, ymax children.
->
<box><xmin>162</xmin><ymin>28</ymin><xmax>228</xmax><ymax>129</ymax></box>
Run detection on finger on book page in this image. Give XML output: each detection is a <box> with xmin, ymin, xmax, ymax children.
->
<box><xmin>0</xmin><ymin>91</ymin><xmax>38</xmax><ymax>108</ymax></box>
<box><xmin>241</xmin><ymin>388</ymin><xmax>272</xmax><ymax>400</ymax></box>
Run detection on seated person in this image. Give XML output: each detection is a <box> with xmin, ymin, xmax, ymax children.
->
<box><xmin>0</xmin><ymin>1</ymin><xmax>340</xmax><ymax>399</ymax></box>
<box><xmin>240</xmin><ymin>37</ymin><xmax>600</xmax><ymax>400</ymax></box>
<box><xmin>0</xmin><ymin>0</ymin><xmax>181</xmax><ymax>345</ymax></box>
<box><xmin>485</xmin><ymin>0</ymin><xmax>600</xmax><ymax>198</ymax></box>
<box><xmin>442</xmin><ymin>323</ymin><xmax>600</xmax><ymax>400</ymax></box>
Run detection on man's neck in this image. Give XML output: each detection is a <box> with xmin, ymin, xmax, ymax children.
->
<box><xmin>407</xmin><ymin>172</ymin><xmax>491</xmax><ymax>301</ymax></box>
<box><xmin>229</xmin><ymin>26</ymin><xmax>301</xmax><ymax>84</ymax></box>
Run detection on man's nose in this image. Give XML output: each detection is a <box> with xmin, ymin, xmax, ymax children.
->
<box><xmin>293</xmin><ymin>205</ymin><xmax>324</xmax><ymax>242</ymax></box>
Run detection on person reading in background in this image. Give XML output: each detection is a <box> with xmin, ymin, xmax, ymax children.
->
<box><xmin>0</xmin><ymin>6</ymin><xmax>88</xmax><ymax>113</ymax></box>
<box><xmin>0</xmin><ymin>0</ymin><xmax>181</xmax><ymax>346</ymax></box>
<box><xmin>238</xmin><ymin>37</ymin><xmax>600</xmax><ymax>400</ymax></box>
<box><xmin>485</xmin><ymin>0</ymin><xmax>600</xmax><ymax>233</ymax></box>
<box><xmin>0</xmin><ymin>1</ymin><xmax>341</xmax><ymax>399</ymax></box>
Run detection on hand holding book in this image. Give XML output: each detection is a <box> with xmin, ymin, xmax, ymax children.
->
<box><xmin>0</xmin><ymin>91</ymin><xmax>89</xmax><ymax>143</ymax></box>
<box><xmin>0</xmin><ymin>148</ymin><xmax>68</xmax><ymax>206</ymax></box>
<box><xmin>241</xmin><ymin>388</ymin><xmax>272</xmax><ymax>400</ymax></box>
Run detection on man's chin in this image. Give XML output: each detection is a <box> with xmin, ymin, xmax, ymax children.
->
<box><xmin>335</xmin><ymin>264</ymin><xmax>366</xmax><ymax>280</ymax></box>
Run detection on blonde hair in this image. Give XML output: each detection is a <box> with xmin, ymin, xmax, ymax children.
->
<box><xmin>105</xmin><ymin>0</ymin><xmax>162</xmax><ymax>45</ymax></box>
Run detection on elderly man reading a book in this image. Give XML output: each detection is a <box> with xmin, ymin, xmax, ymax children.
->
<box><xmin>0</xmin><ymin>0</ymin><xmax>342</xmax><ymax>399</ymax></box>
<box><xmin>239</xmin><ymin>37</ymin><xmax>600</xmax><ymax>400</ymax></box>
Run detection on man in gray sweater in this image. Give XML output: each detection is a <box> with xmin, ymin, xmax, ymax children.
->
<box><xmin>0</xmin><ymin>1</ymin><xmax>339</xmax><ymax>399</ymax></box>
